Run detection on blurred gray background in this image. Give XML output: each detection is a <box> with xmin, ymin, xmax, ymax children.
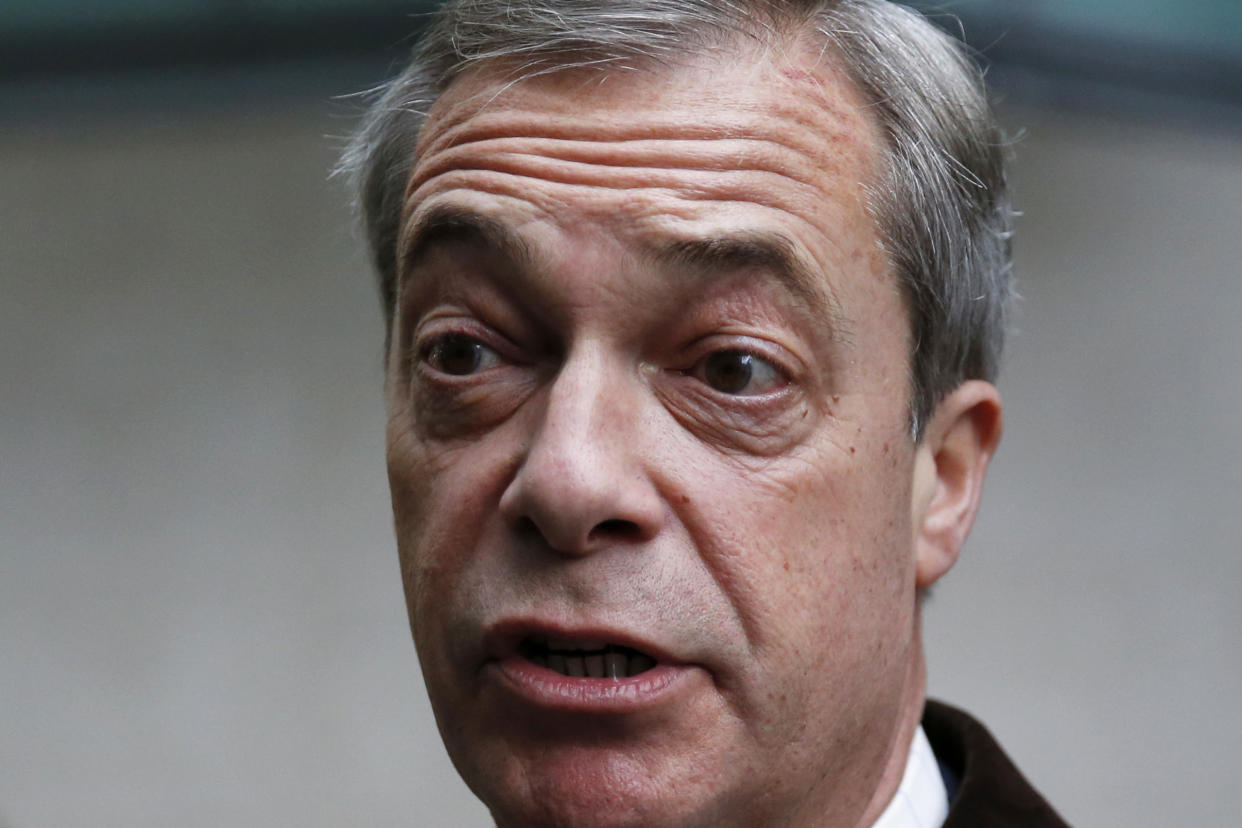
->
<box><xmin>3</xmin><ymin>1</ymin><xmax>1240</xmax><ymax>825</ymax></box>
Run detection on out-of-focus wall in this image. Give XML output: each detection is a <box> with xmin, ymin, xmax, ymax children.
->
<box><xmin>0</xmin><ymin>96</ymin><xmax>490</xmax><ymax>826</ymax></box>
<box><xmin>2</xmin><ymin>78</ymin><xmax>1239</xmax><ymax>827</ymax></box>
<box><xmin>925</xmin><ymin>105</ymin><xmax>1242</xmax><ymax>824</ymax></box>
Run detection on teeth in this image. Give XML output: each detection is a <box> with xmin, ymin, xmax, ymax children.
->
<box><xmin>528</xmin><ymin>639</ymin><xmax>660</xmax><ymax>679</ymax></box>
<box><xmin>605</xmin><ymin>652</ymin><xmax>626</xmax><ymax>679</ymax></box>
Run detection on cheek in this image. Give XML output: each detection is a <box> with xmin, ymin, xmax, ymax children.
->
<box><xmin>761</xmin><ymin>450</ymin><xmax>916</xmax><ymax>675</ymax></box>
<box><xmin>387</xmin><ymin>407</ymin><xmax>490</xmax><ymax>610</ymax></box>
<box><xmin>803</xmin><ymin>447</ymin><xmax>915</xmax><ymax>598</ymax></box>
<box><xmin>685</xmin><ymin>432</ymin><xmax>917</xmax><ymax>656</ymax></box>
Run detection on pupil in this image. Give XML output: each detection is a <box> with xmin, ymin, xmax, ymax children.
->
<box><xmin>705</xmin><ymin>352</ymin><xmax>753</xmax><ymax>394</ymax></box>
<box><xmin>433</xmin><ymin>335</ymin><xmax>481</xmax><ymax>375</ymax></box>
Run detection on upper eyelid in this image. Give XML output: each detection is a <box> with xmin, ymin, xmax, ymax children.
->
<box><xmin>707</xmin><ymin>348</ymin><xmax>783</xmax><ymax>369</ymax></box>
<box><xmin>688</xmin><ymin>348</ymin><xmax>784</xmax><ymax>377</ymax></box>
<box><xmin>420</xmin><ymin>329</ymin><xmax>496</xmax><ymax>351</ymax></box>
<box><xmin>410</xmin><ymin>324</ymin><xmax>500</xmax><ymax>372</ymax></box>
<box><xmin>410</xmin><ymin>298</ymin><xmax>542</xmax><ymax>354</ymax></box>
<box><xmin>680</xmin><ymin>335</ymin><xmax>798</xmax><ymax>375</ymax></box>
<box><xmin>415</xmin><ymin>316</ymin><xmax>504</xmax><ymax>350</ymax></box>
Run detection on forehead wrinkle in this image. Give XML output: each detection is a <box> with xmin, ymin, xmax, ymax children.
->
<box><xmin>410</xmin><ymin>100</ymin><xmax>866</xmax><ymax>207</ymax></box>
<box><xmin>411</xmin><ymin>53</ymin><xmax>872</xmax><ymax>192</ymax></box>
<box><xmin>654</xmin><ymin>233</ymin><xmax>850</xmax><ymax>345</ymax></box>
<box><xmin>416</xmin><ymin>105</ymin><xmax>854</xmax><ymax>171</ymax></box>
<box><xmin>409</xmin><ymin>135</ymin><xmax>827</xmax><ymax>200</ymax></box>
<box><xmin>403</xmin><ymin>137</ymin><xmax>862</xmax><ymax>254</ymax></box>
<box><xmin>401</xmin><ymin>167</ymin><xmax>863</xmax><ymax>286</ymax></box>
<box><xmin>408</xmin><ymin>164</ymin><xmax>831</xmax><ymax>230</ymax></box>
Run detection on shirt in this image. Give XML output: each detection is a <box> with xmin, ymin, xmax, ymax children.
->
<box><xmin>869</xmin><ymin>725</ymin><xmax>949</xmax><ymax>828</ymax></box>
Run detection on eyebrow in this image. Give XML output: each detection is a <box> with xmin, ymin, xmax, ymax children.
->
<box><xmin>399</xmin><ymin>204</ymin><xmax>534</xmax><ymax>278</ymax></box>
<box><xmin>657</xmin><ymin>233</ymin><xmax>846</xmax><ymax>335</ymax></box>
<box><xmin>398</xmin><ymin>205</ymin><xmax>846</xmax><ymax>338</ymax></box>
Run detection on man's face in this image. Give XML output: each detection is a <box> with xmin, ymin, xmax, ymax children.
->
<box><xmin>386</xmin><ymin>44</ymin><xmax>928</xmax><ymax>828</ymax></box>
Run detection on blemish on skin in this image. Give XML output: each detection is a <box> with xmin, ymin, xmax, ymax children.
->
<box><xmin>831</xmin><ymin>395</ymin><xmax>840</xmax><ymax>403</ymax></box>
<box><xmin>680</xmin><ymin>494</ymin><xmax>691</xmax><ymax>505</ymax></box>
<box><xmin>849</xmin><ymin>446</ymin><xmax>856</xmax><ymax>455</ymax></box>
<box><xmin>882</xmin><ymin>442</ymin><xmax>890</xmax><ymax>455</ymax></box>
<box><xmin>778</xmin><ymin>68</ymin><xmax>829</xmax><ymax>100</ymax></box>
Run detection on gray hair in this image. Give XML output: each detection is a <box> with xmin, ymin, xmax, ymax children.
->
<box><xmin>338</xmin><ymin>0</ymin><xmax>1013</xmax><ymax>438</ymax></box>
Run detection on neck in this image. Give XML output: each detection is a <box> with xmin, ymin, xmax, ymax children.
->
<box><xmin>854</xmin><ymin>619</ymin><xmax>929</xmax><ymax>828</ymax></box>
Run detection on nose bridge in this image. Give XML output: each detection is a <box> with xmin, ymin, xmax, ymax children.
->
<box><xmin>548</xmin><ymin>342</ymin><xmax>635</xmax><ymax>456</ymax></box>
<box><xmin>530</xmin><ymin>341</ymin><xmax>635</xmax><ymax>508</ymax></box>
<box><xmin>500</xmin><ymin>340</ymin><xmax>660</xmax><ymax>555</ymax></box>
<box><xmin>543</xmin><ymin>340</ymin><xmax>613</xmax><ymax>448</ymax></box>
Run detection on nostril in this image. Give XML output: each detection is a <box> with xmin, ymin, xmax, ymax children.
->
<box><xmin>588</xmin><ymin>518</ymin><xmax>642</xmax><ymax>543</ymax></box>
<box><xmin>513</xmin><ymin>515</ymin><xmax>640</xmax><ymax>553</ymax></box>
<box><xmin>513</xmin><ymin>516</ymin><xmax>542</xmax><ymax>541</ymax></box>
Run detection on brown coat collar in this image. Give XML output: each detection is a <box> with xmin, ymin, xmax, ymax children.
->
<box><xmin>923</xmin><ymin>700</ymin><xmax>1071</xmax><ymax>827</ymax></box>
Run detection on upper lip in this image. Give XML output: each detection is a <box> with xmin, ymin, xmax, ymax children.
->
<box><xmin>483</xmin><ymin>617</ymin><xmax>681</xmax><ymax>664</ymax></box>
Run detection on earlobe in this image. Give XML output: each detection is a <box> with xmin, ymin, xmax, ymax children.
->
<box><xmin>912</xmin><ymin>380</ymin><xmax>1004</xmax><ymax>589</ymax></box>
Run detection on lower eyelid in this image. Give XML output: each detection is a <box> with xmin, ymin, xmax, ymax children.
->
<box><xmin>655</xmin><ymin>381</ymin><xmax>809</xmax><ymax>455</ymax></box>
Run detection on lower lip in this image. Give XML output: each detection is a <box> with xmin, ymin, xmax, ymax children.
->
<box><xmin>488</xmin><ymin>655</ymin><xmax>699</xmax><ymax>714</ymax></box>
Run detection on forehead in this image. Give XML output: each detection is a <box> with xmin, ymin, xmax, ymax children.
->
<box><xmin>414</xmin><ymin>36</ymin><xmax>876</xmax><ymax>151</ymax></box>
<box><xmin>399</xmin><ymin>40</ymin><xmax>896</xmax><ymax>328</ymax></box>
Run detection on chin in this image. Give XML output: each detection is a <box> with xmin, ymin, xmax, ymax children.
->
<box><xmin>462</xmin><ymin>744</ymin><xmax>731</xmax><ymax>828</ymax></box>
<box><xmin>485</xmin><ymin>788</ymin><xmax>710</xmax><ymax>828</ymax></box>
<box><xmin>488</xmin><ymin>797</ymin><xmax>664</xmax><ymax>828</ymax></box>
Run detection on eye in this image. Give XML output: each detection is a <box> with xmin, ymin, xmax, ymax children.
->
<box><xmin>422</xmin><ymin>333</ymin><xmax>501</xmax><ymax>376</ymax></box>
<box><xmin>694</xmin><ymin>350</ymin><xmax>785</xmax><ymax>396</ymax></box>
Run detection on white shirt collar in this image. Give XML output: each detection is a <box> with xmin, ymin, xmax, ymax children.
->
<box><xmin>868</xmin><ymin>725</ymin><xmax>949</xmax><ymax>828</ymax></box>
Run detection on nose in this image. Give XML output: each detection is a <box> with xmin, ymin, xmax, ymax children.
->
<box><xmin>498</xmin><ymin>345</ymin><xmax>663</xmax><ymax>556</ymax></box>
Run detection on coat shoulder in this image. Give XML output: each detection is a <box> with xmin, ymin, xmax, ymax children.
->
<box><xmin>923</xmin><ymin>699</ymin><xmax>1072</xmax><ymax>827</ymax></box>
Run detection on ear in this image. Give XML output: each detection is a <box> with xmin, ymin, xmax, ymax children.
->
<box><xmin>910</xmin><ymin>380</ymin><xmax>1004</xmax><ymax>589</ymax></box>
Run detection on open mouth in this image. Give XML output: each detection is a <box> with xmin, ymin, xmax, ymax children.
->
<box><xmin>519</xmin><ymin>635</ymin><xmax>658</xmax><ymax>679</ymax></box>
